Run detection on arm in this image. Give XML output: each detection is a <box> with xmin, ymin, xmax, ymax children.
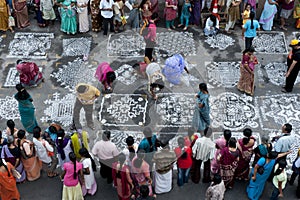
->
<box><xmin>277</xmin><ymin>150</ymin><xmax>292</xmax><ymax>158</ymax></box>
<box><xmin>268</xmin><ymin>0</ymin><xmax>278</xmax><ymax>5</ymax></box>
<box><xmin>251</xmin><ymin>163</ymin><xmax>259</xmax><ymax>181</ymax></box>
<box><xmin>286</xmin><ymin>60</ymin><xmax>298</xmax><ymax>77</ymax></box>
<box><xmin>60</xmin><ymin>170</ymin><xmax>66</xmax><ymax>180</ymax></box>
<box><xmin>44</xmin><ymin>140</ymin><xmax>54</xmax><ymax>152</ymax></box>
<box><xmin>23</xmin><ymin>142</ymin><xmax>33</xmax><ymax>157</ymax></box>
<box><xmin>125</xmin><ymin>168</ymin><xmax>134</xmax><ymax>188</ymax></box>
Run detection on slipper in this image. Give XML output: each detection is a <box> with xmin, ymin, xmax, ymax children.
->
<box><xmin>177</xmin><ymin>24</ymin><xmax>183</xmax><ymax>28</ymax></box>
<box><xmin>183</xmin><ymin>27</ymin><xmax>187</xmax><ymax>31</ymax></box>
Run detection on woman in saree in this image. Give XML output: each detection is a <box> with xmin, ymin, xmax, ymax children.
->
<box><xmin>190</xmin><ymin>0</ymin><xmax>201</xmax><ymax>26</ymax></box>
<box><xmin>191</xmin><ymin>83</ymin><xmax>210</xmax><ymax>133</ymax></box>
<box><xmin>237</xmin><ymin>46</ymin><xmax>258</xmax><ymax>96</ymax></box>
<box><xmin>235</xmin><ymin>128</ymin><xmax>255</xmax><ymax>180</ymax></box>
<box><xmin>12</xmin><ymin>0</ymin><xmax>30</xmax><ymax>28</ymax></box>
<box><xmin>165</xmin><ymin>0</ymin><xmax>177</xmax><ymax>30</ymax></box>
<box><xmin>247</xmin><ymin>151</ymin><xmax>291</xmax><ymax>200</ymax></box>
<box><xmin>259</xmin><ymin>0</ymin><xmax>278</xmax><ymax>31</ymax></box>
<box><xmin>1</xmin><ymin>135</ymin><xmax>26</xmax><ymax>183</ymax></box>
<box><xmin>0</xmin><ymin>0</ymin><xmax>14</xmax><ymax>32</ymax></box>
<box><xmin>90</xmin><ymin>0</ymin><xmax>102</xmax><ymax>32</ymax></box>
<box><xmin>218</xmin><ymin>137</ymin><xmax>239</xmax><ymax>189</ymax></box>
<box><xmin>59</xmin><ymin>0</ymin><xmax>77</xmax><ymax>34</ymax></box>
<box><xmin>14</xmin><ymin>84</ymin><xmax>38</xmax><ymax>133</ymax></box>
<box><xmin>77</xmin><ymin>0</ymin><xmax>89</xmax><ymax>33</ymax></box>
<box><xmin>16</xmin><ymin>60</ymin><xmax>44</xmax><ymax>87</ymax></box>
<box><xmin>17</xmin><ymin>130</ymin><xmax>42</xmax><ymax>181</ymax></box>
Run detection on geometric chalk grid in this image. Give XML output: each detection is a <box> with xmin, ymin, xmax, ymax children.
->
<box><xmin>41</xmin><ymin>93</ymin><xmax>76</xmax><ymax>127</ymax></box>
<box><xmin>206</xmin><ymin>61</ymin><xmax>240</xmax><ymax>88</ymax></box>
<box><xmin>110</xmin><ymin>130</ymin><xmax>144</xmax><ymax>151</ymax></box>
<box><xmin>204</xmin><ymin>33</ymin><xmax>235</xmax><ymax>50</ymax></box>
<box><xmin>293</xmin><ymin>31</ymin><xmax>300</xmax><ymax>41</ymax></box>
<box><xmin>157</xmin><ymin>32</ymin><xmax>196</xmax><ymax>57</ymax></box>
<box><xmin>210</xmin><ymin>92</ymin><xmax>259</xmax><ymax>130</ymax></box>
<box><xmin>107</xmin><ymin>32</ymin><xmax>145</xmax><ymax>57</ymax></box>
<box><xmin>99</xmin><ymin>94</ymin><xmax>148</xmax><ymax>126</ymax></box>
<box><xmin>62</xmin><ymin>37</ymin><xmax>92</xmax><ymax>56</ymax></box>
<box><xmin>7</xmin><ymin>32</ymin><xmax>54</xmax><ymax>59</ymax></box>
<box><xmin>115</xmin><ymin>64</ymin><xmax>137</xmax><ymax>85</ymax></box>
<box><xmin>50</xmin><ymin>58</ymin><xmax>96</xmax><ymax>92</ymax></box>
<box><xmin>155</xmin><ymin>93</ymin><xmax>195</xmax><ymax>127</ymax></box>
<box><xmin>260</xmin><ymin>62</ymin><xmax>300</xmax><ymax>86</ymax></box>
<box><xmin>0</xmin><ymin>96</ymin><xmax>20</xmax><ymax>120</ymax></box>
<box><xmin>3</xmin><ymin>67</ymin><xmax>43</xmax><ymax>87</ymax></box>
<box><xmin>252</xmin><ymin>31</ymin><xmax>288</xmax><ymax>54</ymax></box>
<box><xmin>255</xmin><ymin>94</ymin><xmax>300</xmax><ymax>131</ymax></box>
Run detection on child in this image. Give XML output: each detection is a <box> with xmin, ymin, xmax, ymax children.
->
<box><xmin>40</xmin><ymin>0</ymin><xmax>56</xmax><ymax>26</ymax></box>
<box><xmin>242</xmin><ymin>3</ymin><xmax>251</xmax><ymax>25</ymax></box>
<box><xmin>79</xmin><ymin>147</ymin><xmax>97</xmax><ymax>196</ymax></box>
<box><xmin>204</xmin><ymin>14</ymin><xmax>219</xmax><ymax>36</ymax></box>
<box><xmin>205</xmin><ymin>174</ymin><xmax>226</xmax><ymax>200</ymax></box>
<box><xmin>55</xmin><ymin>129</ymin><xmax>72</xmax><ymax>169</ymax></box>
<box><xmin>177</xmin><ymin>0</ymin><xmax>192</xmax><ymax>31</ymax></box>
<box><xmin>271</xmin><ymin>160</ymin><xmax>287</xmax><ymax>200</ymax></box>
<box><xmin>77</xmin><ymin>0</ymin><xmax>89</xmax><ymax>33</ymax></box>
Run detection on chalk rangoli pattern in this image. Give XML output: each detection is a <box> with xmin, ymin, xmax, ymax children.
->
<box><xmin>255</xmin><ymin>94</ymin><xmax>300</xmax><ymax>131</ymax></box>
<box><xmin>110</xmin><ymin>130</ymin><xmax>144</xmax><ymax>150</ymax></box>
<box><xmin>210</xmin><ymin>92</ymin><xmax>259</xmax><ymax>130</ymax></box>
<box><xmin>99</xmin><ymin>94</ymin><xmax>148</xmax><ymax>126</ymax></box>
<box><xmin>62</xmin><ymin>37</ymin><xmax>92</xmax><ymax>56</ymax></box>
<box><xmin>156</xmin><ymin>94</ymin><xmax>195</xmax><ymax>127</ymax></box>
<box><xmin>260</xmin><ymin>62</ymin><xmax>300</xmax><ymax>86</ymax></box>
<box><xmin>156</xmin><ymin>32</ymin><xmax>196</xmax><ymax>57</ymax></box>
<box><xmin>51</xmin><ymin>58</ymin><xmax>96</xmax><ymax>91</ymax></box>
<box><xmin>41</xmin><ymin>93</ymin><xmax>76</xmax><ymax>126</ymax></box>
<box><xmin>0</xmin><ymin>96</ymin><xmax>20</xmax><ymax>120</ymax></box>
<box><xmin>252</xmin><ymin>32</ymin><xmax>288</xmax><ymax>54</ymax></box>
<box><xmin>107</xmin><ymin>32</ymin><xmax>145</xmax><ymax>57</ymax></box>
<box><xmin>206</xmin><ymin>62</ymin><xmax>240</xmax><ymax>87</ymax></box>
<box><xmin>115</xmin><ymin>64</ymin><xmax>137</xmax><ymax>85</ymax></box>
<box><xmin>7</xmin><ymin>32</ymin><xmax>54</xmax><ymax>59</ymax></box>
<box><xmin>3</xmin><ymin>67</ymin><xmax>43</xmax><ymax>87</ymax></box>
<box><xmin>204</xmin><ymin>33</ymin><xmax>235</xmax><ymax>50</ymax></box>
<box><xmin>293</xmin><ymin>32</ymin><xmax>300</xmax><ymax>41</ymax></box>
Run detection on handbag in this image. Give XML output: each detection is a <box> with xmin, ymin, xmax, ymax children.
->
<box><xmin>8</xmin><ymin>16</ymin><xmax>15</xmax><ymax>27</ymax></box>
<box><xmin>257</xmin><ymin>159</ymin><xmax>266</xmax><ymax>175</ymax></box>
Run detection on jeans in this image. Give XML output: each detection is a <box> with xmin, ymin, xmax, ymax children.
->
<box><xmin>177</xmin><ymin>167</ymin><xmax>191</xmax><ymax>186</ymax></box>
<box><xmin>73</xmin><ymin>98</ymin><xmax>94</xmax><ymax>129</ymax></box>
<box><xmin>245</xmin><ymin>37</ymin><xmax>254</xmax><ymax>50</ymax></box>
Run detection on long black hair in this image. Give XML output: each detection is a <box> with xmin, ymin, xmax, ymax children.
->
<box><xmin>106</xmin><ymin>71</ymin><xmax>116</xmax><ymax>84</ymax></box>
<box><xmin>7</xmin><ymin>120</ymin><xmax>15</xmax><ymax>135</ymax></box>
<box><xmin>17</xmin><ymin>130</ymin><xmax>26</xmax><ymax>151</ymax></box>
<box><xmin>0</xmin><ymin>159</ymin><xmax>10</xmax><ymax>177</ymax></box>
<box><xmin>69</xmin><ymin>152</ymin><xmax>77</xmax><ymax>179</ymax></box>
<box><xmin>210</xmin><ymin>14</ymin><xmax>217</xmax><ymax>27</ymax></box>
<box><xmin>57</xmin><ymin>129</ymin><xmax>66</xmax><ymax>160</ymax></box>
<box><xmin>126</xmin><ymin>136</ymin><xmax>136</xmax><ymax>161</ymax></box>
<box><xmin>223</xmin><ymin>129</ymin><xmax>232</xmax><ymax>147</ymax></box>
<box><xmin>250</xmin><ymin>11</ymin><xmax>255</xmax><ymax>29</ymax></box>
<box><xmin>15</xmin><ymin>84</ymin><xmax>30</xmax><ymax>100</ymax></box>
<box><xmin>199</xmin><ymin>83</ymin><xmax>208</xmax><ymax>93</ymax></box>
<box><xmin>79</xmin><ymin>147</ymin><xmax>97</xmax><ymax>172</ymax></box>
<box><xmin>274</xmin><ymin>160</ymin><xmax>287</xmax><ymax>176</ymax></box>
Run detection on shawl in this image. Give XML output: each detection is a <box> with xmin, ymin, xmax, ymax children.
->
<box><xmin>55</xmin><ymin>138</ymin><xmax>69</xmax><ymax>160</ymax></box>
<box><xmin>71</xmin><ymin>131</ymin><xmax>89</xmax><ymax>159</ymax></box>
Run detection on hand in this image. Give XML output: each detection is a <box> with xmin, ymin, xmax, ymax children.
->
<box><xmin>285</xmin><ymin>71</ymin><xmax>290</xmax><ymax>77</ymax></box>
<box><xmin>251</xmin><ymin>176</ymin><xmax>256</xmax><ymax>181</ymax></box>
<box><xmin>279</xmin><ymin>193</ymin><xmax>283</xmax><ymax>198</ymax></box>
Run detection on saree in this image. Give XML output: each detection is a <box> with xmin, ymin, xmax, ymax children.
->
<box><xmin>247</xmin><ymin>158</ymin><xmax>276</xmax><ymax>200</ymax></box>
<box><xmin>237</xmin><ymin>54</ymin><xmax>257</xmax><ymax>96</ymax></box>
<box><xmin>190</xmin><ymin>0</ymin><xmax>201</xmax><ymax>26</ymax></box>
<box><xmin>95</xmin><ymin>62</ymin><xmax>114</xmax><ymax>84</ymax></box>
<box><xmin>14</xmin><ymin>94</ymin><xmax>38</xmax><ymax>133</ymax></box>
<box><xmin>14</xmin><ymin>0</ymin><xmax>30</xmax><ymax>28</ymax></box>
<box><xmin>219</xmin><ymin>147</ymin><xmax>239</xmax><ymax>188</ymax></box>
<box><xmin>0</xmin><ymin>162</ymin><xmax>20</xmax><ymax>200</ymax></box>
<box><xmin>112</xmin><ymin>162</ymin><xmax>132</xmax><ymax>199</ymax></box>
<box><xmin>1</xmin><ymin>145</ymin><xmax>26</xmax><ymax>183</ymax></box>
<box><xmin>77</xmin><ymin>0</ymin><xmax>89</xmax><ymax>33</ymax></box>
<box><xmin>162</xmin><ymin>54</ymin><xmax>185</xmax><ymax>85</ymax></box>
<box><xmin>235</xmin><ymin>138</ymin><xmax>255</xmax><ymax>180</ymax></box>
<box><xmin>90</xmin><ymin>0</ymin><xmax>102</xmax><ymax>32</ymax></box>
<box><xmin>16</xmin><ymin>62</ymin><xmax>43</xmax><ymax>87</ymax></box>
<box><xmin>0</xmin><ymin>0</ymin><xmax>9</xmax><ymax>31</ymax></box>
<box><xmin>259</xmin><ymin>0</ymin><xmax>277</xmax><ymax>31</ymax></box>
<box><xmin>192</xmin><ymin>91</ymin><xmax>210</xmax><ymax>132</ymax></box>
<box><xmin>60</xmin><ymin>0</ymin><xmax>77</xmax><ymax>34</ymax></box>
<box><xmin>211</xmin><ymin>138</ymin><xmax>226</xmax><ymax>174</ymax></box>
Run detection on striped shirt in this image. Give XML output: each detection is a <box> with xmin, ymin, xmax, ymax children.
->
<box><xmin>192</xmin><ymin>137</ymin><xmax>215</xmax><ymax>162</ymax></box>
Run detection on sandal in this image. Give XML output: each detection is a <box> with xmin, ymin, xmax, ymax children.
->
<box><xmin>177</xmin><ymin>24</ymin><xmax>183</xmax><ymax>28</ymax></box>
<box><xmin>183</xmin><ymin>27</ymin><xmax>187</xmax><ymax>31</ymax></box>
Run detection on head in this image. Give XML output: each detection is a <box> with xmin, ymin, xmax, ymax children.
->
<box><xmin>17</xmin><ymin>129</ymin><xmax>26</xmax><ymax>140</ymax></box>
<box><xmin>33</xmin><ymin>126</ymin><xmax>42</xmax><ymax>139</ymax></box>
<box><xmin>134</xmin><ymin>149</ymin><xmax>146</xmax><ymax>168</ymax></box>
<box><xmin>117</xmin><ymin>153</ymin><xmax>126</xmax><ymax>165</ymax></box>
<box><xmin>16</xmin><ymin>83</ymin><xmax>24</xmax><ymax>92</ymax></box>
<box><xmin>77</xmin><ymin>85</ymin><xmax>87</xmax><ymax>94</ymax></box>
<box><xmin>7</xmin><ymin>119</ymin><xmax>15</xmax><ymax>130</ymax></box>
<box><xmin>267</xmin><ymin>151</ymin><xmax>278</xmax><ymax>160</ymax></box>
<box><xmin>151</xmin><ymin>12</ymin><xmax>159</xmax><ymax>21</ymax></box>
<box><xmin>48</xmin><ymin>125</ymin><xmax>58</xmax><ymax>134</ymax></box>
<box><xmin>243</xmin><ymin>46</ymin><xmax>255</xmax><ymax>55</ymax></box>
<box><xmin>7</xmin><ymin>135</ymin><xmax>14</xmax><ymax>145</ymax></box>
<box><xmin>243</xmin><ymin>128</ymin><xmax>252</xmax><ymax>138</ymax></box>
<box><xmin>228</xmin><ymin>137</ymin><xmax>237</xmax><ymax>148</ymax></box>
<box><xmin>212</xmin><ymin>174</ymin><xmax>222</xmax><ymax>185</ymax></box>
<box><xmin>79</xmin><ymin>147</ymin><xmax>89</xmax><ymax>158</ymax></box>
<box><xmin>140</xmin><ymin>185</ymin><xmax>150</xmax><ymax>198</ymax></box>
<box><xmin>289</xmin><ymin>39</ymin><xmax>300</xmax><ymax>49</ymax></box>
<box><xmin>106</xmin><ymin>71</ymin><xmax>116</xmax><ymax>84</ymax></box>
<box><xmin>282</xmin><ymin>123</ymin><xmax>292</xmax><ymax>133</ymax></box>
<box><xmin>204</xmin><ymin>127</ymin><xmax>212</xmax><ymax>137</ymax></box>
<box><xmin>261</xmin><ymin>135</ymin><xmax>269</xmax><ymax>145</ymax></box>
<box><xmin>245</xmin><ymin>3</ymin><xmax>251</xmax><ymax>10</ymax></box>
<box><xmin>143</xmin><ymin>127</ymin><xmax>152</xmax><ymax>138</ymax></box>
<box><xmin>274</xmin><ymin>159</ymin><xmax>287</xmax><ymax>176</ymax></box>
<box><xmin>177</xmin><ymin>137</ymin><xmax>185</xmax><ymax>148</ymax></box>
<box><xmin>185</xmin><ymin>0</ymin><xmax>189</xmax><ymax>3</ymax></box>
<box><xmin>223</xmin><ymin>129</ymin><xmax>232</xmax><ymax>142</ymax></box>
<box><xmin>250</xmin><ymin>11</ymin><xmax>255</xmax><ymax>20</ymax></box>
<box><xmin>102</xmin><ymin>130</ymin><xmax>111</xmax><ymax>141</ymax></box>
<box><xmin>57</xmin><ymin>129</ymin><xmax>65</xmax><ymax>139</ymax></box>
<box><xmin>125</xmin><ymin>136</ymin><xmax>134</xmax><ymax>147</ymax></box>
<box><xmin>199</xmin><ymin>83</ymin><xmax>208</xmax><ymax>93</ymax></box>
<box><xmin>16</xmin><ymin>59</ymin><xmax>23</xmax><ymax>65</ymax></box>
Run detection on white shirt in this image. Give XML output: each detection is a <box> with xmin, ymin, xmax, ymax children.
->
<box><xmin>192</xmin><ymin>137</ymin><xmax>215</xmax><ymax>161</ymax></box>
<box><xmin>92</xmin><ymin>140</ymin><xmax>119</xmax><ymax>160</ymax></box>
<box><xmin>33</xmin><ymin>138</ymin><xmax>53</xmax><ymax>164</ymax></box>
<box><xmin>100</xmin><ymin>0</ymin><xmax>114</xmax><ymax>18</ymax></box>
<box><xmin>81</xmin><ymin>158</ymin><xmax>95</xmax><ymax>189</ymax></box>
<box><xmin>274</xmin><ymin>134</ymin><xmax>295</xmax><ymax>153</ymax></box>
<box><xmin>205</xmin><ymin>17</ymin><xmax>219</xmax><ymax>30</ymax></box>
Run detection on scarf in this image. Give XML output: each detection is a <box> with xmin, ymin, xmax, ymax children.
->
<box><xmin>56</xmin><ymin>138</ymin><xmax>69</xmax><ymax>160</ymax></box>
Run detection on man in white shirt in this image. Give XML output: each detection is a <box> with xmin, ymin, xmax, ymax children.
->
<box><xmin>32</xmin><ymin>126</ymin><xmax>58</xmax><ymax>177</ymax></box>
<box><xmin>92</xmin><ymin>130</ymin><xmax>119</xmax><ymax>184</ymax></box>
<box><xmin>274</xmin><ymin>123</ymin><xmax>295</xmax><ymax>154</ymax></box>
<box><xmin>100</xmin><ymin>0</ymin><xmax>114</xmax><ymax>35</ymax></box>
<box><xmin>191</xmin><ymin>127</ymin><xmax>215</xmax><ymax>183</ymax></box>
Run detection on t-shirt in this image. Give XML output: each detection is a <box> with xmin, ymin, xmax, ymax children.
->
<box><xmin>272</xmin><ymin>164</ymin><xmax>287</xmax><ymax>189</ymax></box>
<box><xmin>174</xmin><ymin>146</ymin><xmax>192</xmax><ymax>169</ymax></box>
<box><xmin>63</xmin><ymin>161</ymin><xmax>83</xmax><ymax>187</ymax></box>
<box><xmin>274</xmin><ymin>134</ymin><xmax>295</xmax><ymax>153</ymax></box>
<box><xmin>100</xmin><ymin>0</ymin><xmax>114</xmax><ymax>18</ymax></box>
<box><xmin>92</xmin><ymin>140</ymin><xmax>119</xmax><ymax>160</ymax></box>
<box><xmin>243</xmin><ymin>20</ymin><xmax>260</xmax><ymax>38</ymax></box>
